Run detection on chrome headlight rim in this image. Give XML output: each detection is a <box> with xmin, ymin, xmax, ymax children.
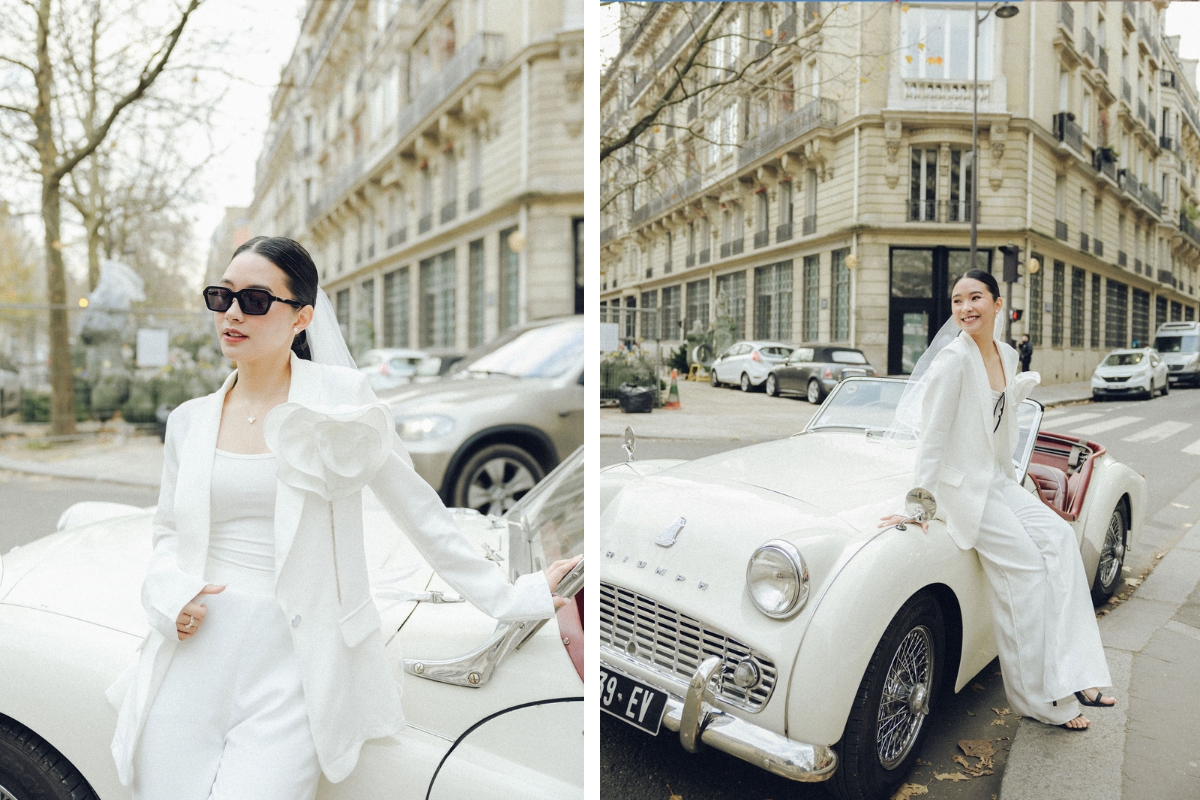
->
<box><xmin>746</xmin><ymin>539</ymin><xmax>810</xmax><ymax>620</ymax></box>
<box><xmin>394</xmin><ymin>413</ymin><xmax>456</xmax><ymax>442</ymax></box>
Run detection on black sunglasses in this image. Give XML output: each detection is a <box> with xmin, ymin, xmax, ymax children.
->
<box><xmin>203</xmin><ymin>286</ymin><xmax>306</xmax><ymax>316</ymax></box>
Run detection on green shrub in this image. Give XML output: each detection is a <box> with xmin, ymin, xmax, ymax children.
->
<box><xmin>90</xmin><ymin>374</ymin><xmax>131</xmax><ymax>421</ymax></box>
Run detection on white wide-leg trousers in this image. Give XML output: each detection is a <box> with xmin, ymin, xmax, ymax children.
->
<box><xmin>132</xmin><ymin>564</ymin><xmax>321</xmax><ymax>800</ymax></box>
<box><xmin>972</xmin><ymin>464</ymin><xmax>1112</xmax><ymax>726</ymax></box>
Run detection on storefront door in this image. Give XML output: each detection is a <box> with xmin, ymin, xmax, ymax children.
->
<box><xmin>888</xmin><ymin>247</ymin><xmax>991</xmax><ymax>374</ymax></box>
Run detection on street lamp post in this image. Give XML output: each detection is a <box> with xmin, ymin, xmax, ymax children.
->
<box><xmin>972</xmin><ymin>2</ymin><xmax>1018</xmax><ymax>338</ymax></box>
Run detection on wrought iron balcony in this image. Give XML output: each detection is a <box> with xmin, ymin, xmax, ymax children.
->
<box><xmin>686</xmin><ymin>253</ymin><xmax>695</xmax><ymax>268</ymax></box>
<box><xmin>802</xmin><ymin>214</ymin><xmax>817</xmax><ymax>235</ymax></box>
<box><xmin>663</xmin><ymin>261</ymin><xmax>672</xmax><ymax>275</ymax></box>
<box><xmin>777</xmin><ymin>222</ymin><xmax>793</xmax><ymax>242</ymax></box>
<box><xmin>1119</xmin><ymin>250</ymin><xmax>1128</xmax><ymax>267</ymax></box>
<box><xmin>1181</xmin><ymin>212</ymin><xmax>1200</xmax><ymax>246</ymax></box>
<box><xmin>1053</xmin><ymin>112</ymin><xmax>1083</xmax><ymax>153</ymax></box>
<box><xmin>1082</xmin><ymin>28</ymin><xmax>1095</xmax><ymax>60</ymax></box>
<box><xmin>1122</xmin><ymin>79</ymin><xmax>1132</xmax><ymax>103</ymax></box>
<box><xmin>1094</xmin><ymin>239</ymin><xmax>1104</xmax><ymax>257</ymax></box>
<box><xmin>1137</xmin><ymin>99</ymin><xmax>1146</xmax><ymax>122</ymax></box>
<box><xmin>737</xmin><ymin>97</ymin><xmax>838</xmax><ymax>169</ymax></box>
<box><xmin>1135</xmin><ymin>258</ymin><xmax>1142</xmax><ymax>273</ymax></box>
<box><xmin>1094</xmin><ymin>148</ymin><xmax>1117</xmax><ymax>181</ymax></box>
<box><xmin>754</xmin><ymin>230</ymin><xmax>770</xmax><ymax>249</ymax></box>
<box><xmin>699</xmin><ymin>248</ymin><xmax>710</xmax><ymax>265</ymax></box>
<box><xmin>732</xmin><ymin>238</ymin><xmax>744</xmax><ymax>255</ymax></box>
<box><xmin>1139</xmin><ymin>183</ymin><xmax>1162</xmax><ymax>216</ymax></box>
<box><xmin>1118</xmin><ymin>169</ymin><xmax>1139</xmax><ymax>197</ymax></box>
<box><xmin>1162</xmin><ymin>71</ymin><xmax>1177</xmax><ymax>89</ymax></box>
<box><xmin>948</xmin><ymin>201</ymin><xmax>973</xmax><ymax>222</ymax></box>
<box><xmin>1158</xmin><ymin>269</ymin><xmax>1175</xmax><ymax>286</ymax></box>
<box><xmin>386</xmin><ymin>229</ymin><xmax>407</xmax><ymax>248</ymax></box>
<box><xmin>720</xmin><ymin>242</ymin><xmax>731</xmax><ymax>259</ymax></box>
<box><xmin>1056</xmin><ymin>220</ymin><xmax>1069</xmax><ymax>241</ymax></box>
<box><xmin>440</xmin><ymin>200</ymin><xmax>457</xmax><ymax>224</ymax></box>
<box><xmin>1081</xmin><ymin>232</ymin><xmax>1090</xmax><ymax>252</ymax></box>
<box><xmin>1098</xmin><ymin>47</ymin><xmax>1109</xmax><ymax>75</ymax></box>
<box><xmin>419</xmin><ymin>213</ymin><xmax>432</xmax><ymax>234</ymax></box>
<box><xmin>467</xmin><ymin>186</ymin><xmax>481</xmax><ymax>212</ymax></box>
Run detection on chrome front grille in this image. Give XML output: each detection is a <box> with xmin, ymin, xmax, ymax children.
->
<box><xmin>600</xmin><ymin>582</ymin><xmax>777</xmax><ymax>711</ymax></box>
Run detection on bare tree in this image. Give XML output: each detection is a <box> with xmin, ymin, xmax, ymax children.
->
<box><xmin>0</xmin><ymin>0</ymin><xmax>203</xmax><ymax>434</ymax></box>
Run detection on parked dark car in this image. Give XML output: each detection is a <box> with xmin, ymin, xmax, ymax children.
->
<box><xmin>766</xmin><ymin>344</ymin><xmax>878</xmax><ymax>403</ymax></box>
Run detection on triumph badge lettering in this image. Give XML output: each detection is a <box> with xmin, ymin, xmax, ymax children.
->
<box><xmin>655</xmin><ymin>516</ymin><xmax>687</xmax><ymax>547</ymax></box>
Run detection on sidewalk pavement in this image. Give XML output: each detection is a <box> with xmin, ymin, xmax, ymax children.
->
<box><xmin>600</xmin><ymin>377</ymin><xmax>1095</xmax><ymax>442</ymax></box>
<box><xmin>0</xmin><ymin>421</ymin><xmax>163</xmax><ymax>488</ymax></box>
<box><xmin>1001</xmin><ymin>474</ymin><xmax>1200</xmax><ymax>800</ymax></box>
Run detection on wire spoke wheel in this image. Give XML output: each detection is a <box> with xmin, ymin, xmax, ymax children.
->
<box><xmin>876</xmin><ymin>625</ymin><xmax>933</xmax><ymax>770</ymax></box>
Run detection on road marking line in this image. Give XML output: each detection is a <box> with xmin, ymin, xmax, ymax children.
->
<box><xmin>1041</xmin><ymin>412</ymin><xmax>1104</xmax><ymax>428</ymax></box>
<box><xmin>1121</xmin><ymin>421</ymin><xmax>1193</xmax><ymax>443</ymax></box>
<box><xmin>1070</xmin><ymin>416</ymin><xmax>1143</xmax><ymax>435</ymax></box>
<box><xmin>1183</xmin><ymin>438</ymin><xmax>1200</xmax><ymax>455</ymax></box>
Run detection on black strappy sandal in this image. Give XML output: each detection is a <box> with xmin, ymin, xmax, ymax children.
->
<box><xmin>1059</xmin><ymin>715</ymin><xmax>1090</xmax><ymax>731</ymax></box>
<box><xmin>1075</xmin><ymin>690</ymin><xmax>1117</xmax><ymax>708</ymax></box>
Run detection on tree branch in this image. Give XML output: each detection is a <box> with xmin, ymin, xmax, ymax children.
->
<box><xmin>54</xmin><ymin>0</ymin><xmax>203</xmax><ymax>182</ymax></box>
<box><xmin>0</xmin><ymin>55</ymin><xmax>36</xmax><ymax>75</ymax></box>
<box><xmin>0</xmin><ymin>102</ymin><xmax>34</xmax><ymax>118</ymax></box>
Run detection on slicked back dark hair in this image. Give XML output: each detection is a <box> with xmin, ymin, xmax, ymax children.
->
<box><xmin>952</xmin><ymin>268</ymin><xmax>1001</xmax><ymax>301</ymax></box>
<box><xmin>230</xmin><ymin>236</ymin><xmax>319</xmax><ymax>360</ymax></box>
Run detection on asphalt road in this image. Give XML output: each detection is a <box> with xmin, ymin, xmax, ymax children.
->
<box><xmin>0</xmin><ymin>470</ymin><xmax>159</xmax><ymax>554</ymax></box>
<box><xmin>599</xmin><ymin>384</ymin><xmax>1200</xmax><ymax>800</ymax></box>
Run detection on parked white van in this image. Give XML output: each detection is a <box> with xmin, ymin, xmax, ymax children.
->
<box><xmin>1154</xmin><ymin>321</ymin><xmax>1200</xmax><ymax>387</ymax></box>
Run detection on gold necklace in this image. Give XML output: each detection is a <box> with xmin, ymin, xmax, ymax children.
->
<box><xmin>239</xmin><ymin>383</ymin><xmax>288</xmax><ymax>425</ymax></box>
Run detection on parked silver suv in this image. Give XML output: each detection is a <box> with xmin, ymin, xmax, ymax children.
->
<box><xmin>1154</xmin><ymin>321</ymin><xmax>1200</xmax><ymax>386</ymax></box>
<box><xmin>378</xmin><ymin>316</ymin><xmax>583</xmax><ymax>515</ymax></box>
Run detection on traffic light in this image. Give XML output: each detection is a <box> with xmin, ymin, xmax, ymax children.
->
<box><xmin>1010</xmin><ymin>309</ymin><xmax>1023</xmax><ymax>322</ymax></box>
<box><xmin>999</xmin><ymin>245</ymin><xmax>1021</xmax><ymax>283</ymax></box>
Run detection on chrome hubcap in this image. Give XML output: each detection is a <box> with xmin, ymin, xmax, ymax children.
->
<box><xmin>0</xmin><ymin>783</ymin><xmax>19</xmax><ymax>800</ymax></box>
<box><xmin>465</xmin><ymin>457</ymin><xmax>537</xmax><ymax>516</ymax></box>
<box><xmin>1098</xmin><ymin>511</ymin><xmax>1125</xmax><ymax>588</ymax></box>
<box><xmin>877</xmin><ymin>625</ymin><xmax>933</xmax><ymax>770</ymax></box>
<box><xmin>808</xmin><ymin>382</ymin><xmax>819</xmax><ymax>402</ymax></box>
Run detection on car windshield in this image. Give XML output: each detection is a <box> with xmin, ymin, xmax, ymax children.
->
<box><xmin>1153</xmin><ymin>335</ymin><xmax>1199</xmax><ymax>354</ymax></box>
<box><xmin>760</xmin><ymin>346</ymin><xmax>792</xmax><ymax>359</ymax></box>
<box><xmin>1102</xmin><ymin>352</ymin><xmax>1144</xmax><ymax>366</ymax></box>
<box><xmin>462</xmin><ymin>321</ymin><xmax>583</xmax><ymax>378</ymax></box>
<box><xmin>831</xmin><ymin>350</ymin><xmax>868</xmax><ymax>364</ymax></box>
<box><xmin>504</xmin><ymin>446</ymin><xmax>583</xmax><ymax>579</ymax></box>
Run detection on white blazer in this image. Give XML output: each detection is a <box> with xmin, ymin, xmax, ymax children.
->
<box><xmin>911</xmin><ymin>334</ymin><xmax>1040</xmax><ymax>550</ymax></box>
<box><xmin>106</xmin><ymin>350</ymin><xmax>555</xmax><ymax>785</ymax></box>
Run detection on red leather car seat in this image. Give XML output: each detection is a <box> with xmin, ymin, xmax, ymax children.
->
<box><xmin>1027</xmin><ymin>463</ymin><xmax>1069</xmax><ymax>513</ymax></box>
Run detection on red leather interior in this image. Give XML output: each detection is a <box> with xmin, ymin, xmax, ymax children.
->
<box><xmin>1028</xmin><ymin>432</ymin><xmax>1106</xmax><ymax>522</ymax></box>
<box><xmin>556</xmin><ymin>590</ymin><xmax>584</xmax><ymax>682</ymax></box>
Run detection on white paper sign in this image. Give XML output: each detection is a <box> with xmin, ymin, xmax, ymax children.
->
<box><xmin>600</xmin><ymin>322</ymin><xmax>620</xmax><ymax>353</ymax></box>
<box><xmin>136</xmin><ymin>328</ymin><xmax>170</xmax><ymax>367</ymax></box>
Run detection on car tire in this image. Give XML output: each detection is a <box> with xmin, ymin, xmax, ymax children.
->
<box><xmin>0</xmin><ymin>716</ymin><xmax>99</xmax><ymax>800</ymax></box>
<box><xmin>1161</xmin><ymin>379</ymin><xmax>1169</xmax><ymax>396</ymax></box>
<box><xmin>766</xmin><ymin>374</ymin><xmax>780</xmax><ymax>397</ymax></box>
<box><xmin>450</xmin><ymin>443</ymin><xmax>546</xmax><ymax>517</ymax></box>
<box><xmin>828</xmin><ymin>591</ymin><xmax>946</xmax><ymax>800</ymax></box>
<box><xmin>807</xmin><ymin>378</ymin><xmax>824</xmax><ymax>405</ymax></box>
<box><xmin>710</xmin><ymin>368</ymin><xmax>720</xmax><ymax>388</ymax></box>
<box><xmin>1090</xmin><ymin>504</ymin><xmax>1127</xmax><ymax>606</ymax></box>
<box><xmin>740</xmin><ymin>373</ymin><xmax>751</xmax><ymax>392</ymax></box>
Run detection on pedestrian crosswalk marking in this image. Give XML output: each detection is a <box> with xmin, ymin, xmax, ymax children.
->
<box><xmin>1070</xmin><ymin>416</ymin><xmax>1143</xmax><ymax>435</ymax></box>
<box><xmin>1183</xmin><ymin>438</ymin><xmax>1200</xmax><ymax>456</ymax></box>
<box><xmin>1042</xmin><ymin>412</ymin><xmax>1103</xmax><ymax>429</ymax></box>
<box><xmin>1121</xmin><ymin>421</ymin><xmax>1192</xmax><ymax>444</ymax></box>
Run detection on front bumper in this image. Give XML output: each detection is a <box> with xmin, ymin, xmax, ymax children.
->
<box><xmin>601</xmin><ymin>655</ymin><xmax>838</xmax><ymax>783</ymax></box>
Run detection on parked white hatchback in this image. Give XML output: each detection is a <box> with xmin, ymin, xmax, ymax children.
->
<box><xmin>1091</xmin><ymin>347</ymin><xmax>1169</xmax><ymax>400</ymax></box>
<box><xmin>709</xmin><ymin>340</ymin><xmax>794</xmax><ymax>392</ymax></box>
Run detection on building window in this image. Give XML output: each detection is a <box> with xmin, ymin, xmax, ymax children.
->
<box><xmin>832</xmin><ymin>249</ymin><xmax>850</xmax><ymax>341</ymax></box>
<box><xmin>499</xmin><ymin>227</ymin><xmax>519</xmax><ymax>331</ymax></box>
<box><xmin>468</xmin><ymin>127</ymin><xmax>483</xmax><ymax>211</ymax></box>
<box><xmin>383</xmin><ymin>266</ymin><xmax>410</xmax><ymax>348</ymax></box>
<box><xmin>900</xmin><ymin>6</ymin><xmax>992</xmax><ymax>80</ymax></box>
<box><xmin>1105</xmin><ymin>279</ymin><xmax>1128</xmax><ymax>348</ymax></box>
<box><xmin>1028</xmin><ymin>255</ymin><xmax>1043</xmax><ymax>346</ymax></box>
<box><xmin>1172</xmin><ymin>300</ymin><xmax>1182</xmax><ymax>322</ymax></box>
<box><xmin>468</xmin><ymin>239</ymin><xmax>484</xmax><ymax>347</ymax></box>
<box><xmin>1132</xmin><ymin>288</ymin><xmax>1150</xmax><ymax>347</ymax></box>
<box><xmin>910</xmin><ymin>148</ymin><xmax>937</xmax><ymax>221</ymax></box>
<box><xmin>803</xmin><ymin>255</ymin><xmax>820</xmax><ymax>342</ymax></box>
<box><xmin>574</xmin><ymin>217</ymin><xmax>584</xmax><ymax>314</ymax></box>
<box><xmin>1156</xmin><ymin>295</ymin><xmax>1167</xmax><ymax>332</ymax></box>
<box><xmin>754</xmin><ymin>261</ymin><xmax>793</xmax><ymax>341</ymax></box>
<box><xmin>1090</xmin><ymin>274</ymin><xmax>1101</xmax><ymax>349</ymax></box>
<box><xmin>778</xmin><ymin>180</ymin><xmax>794</xmax><ymax>240</ymax></box>
<box><xmin>1051</xmin><ymin>261</ymin><xmax>1064</xmax><ymax>348</ymax></box>
<box><xmin>661</xmin><ymin>285</ymin><xmax>682</xmax><ymax>340</ymax></box>
<box><xmin>335</xmin><ymin>288</ymin><xmax>351</xmax><ymax>344</ymax></box>
<box><xmin>355</xmin><ymin>278</ymin><xmax>375</xmax><ymax>357</ymax></box>
<box><xmin>686</xmin><ymin>278</ymin><xmax>710</xmax><ymax>335</ymax></box>
<box><xmin>949</xmin><ymin>149</ymin><xmax>974</xmax><ymax>222</ymax></box>
<box><xmin>716</xmin><ymin>271</ymin><xmax>746</xmax><ymax>339</ymax></box>
<box><xmin>640</xmin><ymin>290</ymin><xmax>658</xmax><ymax>340</ymax></box>
<box><xmin>1071</xmin><ymin>268</ymin><xmax>1086</xmax><ymax>348</ymax></box>
<box><xmin>622</xmin><ymin>296</ymin><xmax>636</xmax><ymax>340</ymax></box>
<box><xmin>755</xmin><ymin>191</ymin><xmax>769</xmax><ymax>248</ymax></box>
<box><xmin>440</xmin><ymin>148</ymin><xmax>457</xmax><ymax>223</ymax></box>
<box><xmin>419</xmin><ymin>165</ymin><xmax>433</xmax><ymax>233</ymax></box>
<box><xmin>804</xmin><ymin>168</ymin><xmax>818</xmax><ymax>234</ymax></box>
<box><xmin>419</xmin><ymin>250</ymin><xmax>456</xmax><ymax>348</ymax></box>
<box><xmin>1055</xmin><ymin>176</ymin><xmax>1067</xmax><ymax>239</ymax></box>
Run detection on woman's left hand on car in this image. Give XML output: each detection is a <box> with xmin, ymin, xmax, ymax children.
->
<box><xmin>544</xmin><ymin>554</ymin><xmax>583</xmax><ymax>609</ymax></box>
<box><xmin>878</xmin><ymin>513</ymin><xmax>929</xmax><ymax>533</ymax></box>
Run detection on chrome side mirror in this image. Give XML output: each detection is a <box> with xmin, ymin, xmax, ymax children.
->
<box><xmin>896</xmin><ymin>488</ymin><xmax>936</xmax><ymax>531</ymax></box>
<box><xmin>623</xmin><ymin>426</ymin><xmax>636</xmax><ymax>462</ymax></box>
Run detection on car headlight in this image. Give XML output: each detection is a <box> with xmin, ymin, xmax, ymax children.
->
<box><xmin>395</xmin><ymin>414</ymin><xmax>455</xmax><ymax>442</ymax></box>
<box><xmin>746</xmin><ymin>540</ymin><xmax>809</xmax><ymax>619</ymax></box>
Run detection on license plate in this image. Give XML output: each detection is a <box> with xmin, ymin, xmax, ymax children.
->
<box><xmin>599</xmin><ymin>666</ymin><xmax>668</xmax><ymax>736</ymax></box>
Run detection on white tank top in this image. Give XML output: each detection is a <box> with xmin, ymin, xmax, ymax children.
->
<box><xmin>208</xmin><ymin>449</ymin><xmax>277</xmax><ymax>573</ymax></box>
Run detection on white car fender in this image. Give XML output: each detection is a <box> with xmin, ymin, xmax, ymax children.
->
<box><xmin>781</xmin><ymin>525</ymin><xmax>994</xmax><ymax>747</ymax></box>
<box><xmin>1074</xmin><ymin>457</ymin><xmax>1146</xmax><ymax>579</ymax></box>
<box><xmin>0</xmin><ymin>604</ymin><xmax>138</xmax><ymax>800</ymax></box>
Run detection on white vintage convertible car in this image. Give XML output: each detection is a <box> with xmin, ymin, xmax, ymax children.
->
<box><xmin>0</xmin><ymin>447</ymin><xmax>584</xmax><ymax>800</ymax></box>
<box><xmin>600</xmin><ymin>378</ymin><xmax>1144</xmax><ymax>800</ymax></box>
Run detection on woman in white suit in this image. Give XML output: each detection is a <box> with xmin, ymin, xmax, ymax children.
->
<box><xmin>880</xmin><ymin>269</ymin><xmax>1115</xmax><ymax>732</ymax></box>
<box><xmin>107</xmin><ymin>237</ymin><xmax>581</xmax><ymax>799</ymax></box>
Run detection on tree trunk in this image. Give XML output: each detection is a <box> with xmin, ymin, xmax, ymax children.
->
<box><xmin>41</xmin><ymin>177</ymin><xmax>76</xmax><ymax>435</ymax></box>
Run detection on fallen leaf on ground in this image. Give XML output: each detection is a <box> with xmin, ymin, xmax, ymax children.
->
<box><xmin>1171</xmin><ymin>502</ymin><xmax>1189</xmax><ymax>508</ymax></box>
<box><xmin>959</xmin><ymin>739</ymin><xmax>996</xmax><ymax>769</ymax></box>
<box><xmin>991</xmin><ymin>707</ymin><xmax>1012</xmax><ymax>716</ymax></box>
<box><xmin>1155</xmin><ymin>552</ymin><xmax>1165</xmax><ymax>560</ymax></box>
<box><xmin>890</xmin><ymin>784</ymin><xmax>929</xmax><ymax>800</ymax></box>
<box><xmin>991</xmin><ymin>719</ymin><xmax>1007</xmax><ymax>726</ymax></box>
<box><xmin>966</xmin><ymin>710</ymin><xmax>976</xmax><ymax>716</ymax></box>
<box><xmin>916</xmin><ymin>758</ymin><xmax>932</xmax><ymax>766</ymax></box>
<box><xmin>934</xmin><ymin>772</ymin><xmax>971</xmax><ymax>782</ymax></box>
<box><xmin>971</xmin><ymin>682</ymin><xmax>986</xmax><ymax>692</ymax></box>
<box><xmin>666</xmin><ymin>784</ymin><xmax>681</xmax><ymax>800</ymax></box>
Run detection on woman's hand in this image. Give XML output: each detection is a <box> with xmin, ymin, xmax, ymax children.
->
<box><xmin>878</xmin><ymin>513</ymin><xmax>929</xmax><ymax>534</ymax></box>
<box><xmin>544</xmin><ymin>555</ymin><xmax>583</xmax><ymax>610</ymax></box>
<box><xmin>175</xmin><ymin>584</ymin><xmax>225</xmax><ymax>641</ymax></box>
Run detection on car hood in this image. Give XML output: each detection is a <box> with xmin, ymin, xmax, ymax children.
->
<box><xmin>600</xmin><ymin>433</ymin><xmax>917</xmax><ymax>653</ymax></box>
<box><xmin>380</xmin><ymin>373</ymin><xmax>562</xmax><ymax>412</ymax></box>
<box><xmin>1095</xmin><ymin>364</ymin><xmax>1148</xmax><ymax>376</ymax></box>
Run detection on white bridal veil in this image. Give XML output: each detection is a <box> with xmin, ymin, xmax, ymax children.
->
<box><xmin>305</xmin><ymin>288</ymin><xmax>357</xmax><ymax>370</ymax></box>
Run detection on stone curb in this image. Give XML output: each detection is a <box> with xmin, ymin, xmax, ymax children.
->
<box><xmin>0</xmin><ymin>455</ymin><xmax>161</xmax><ymax>488</ymax></box>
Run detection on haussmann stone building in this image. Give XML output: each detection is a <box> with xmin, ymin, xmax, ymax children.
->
<box><xmin>600</xmin><ymin>1</ymin><xmax>1200</xmax><ymax>383</ymax></box>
